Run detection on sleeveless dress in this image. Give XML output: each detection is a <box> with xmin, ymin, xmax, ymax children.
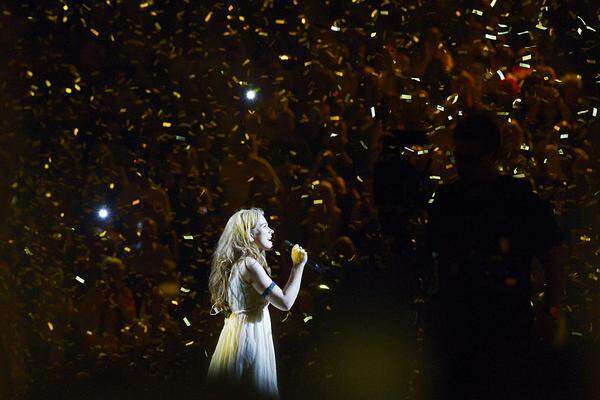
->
<box><xmin>207</xmin><ymin>257</ymin><xmax>279</xmax><ymax>399</ymax></box>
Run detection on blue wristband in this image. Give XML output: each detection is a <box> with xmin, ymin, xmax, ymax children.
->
<box><xmin>261</xmin><ymin>281</ymin><xmax>276</xmax><ymax>298</ymax></box>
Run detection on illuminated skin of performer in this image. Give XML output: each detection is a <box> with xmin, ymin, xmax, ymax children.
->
<box><xmin>207</xmin><ymin>208</ymin><xmax>307</xmax><ymax>399</ymax></box>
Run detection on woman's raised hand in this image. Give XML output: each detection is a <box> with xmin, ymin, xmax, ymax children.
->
<box><xmin>291</xmin><ymin>244</ymin><xmax>308</xmax><ymax>267</ymax></box>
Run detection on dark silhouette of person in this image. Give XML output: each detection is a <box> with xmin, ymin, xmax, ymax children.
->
<box><xmin>426</xmin><ymin>112</ymin><xmax>568</xmax><ymax>400</ymax></box>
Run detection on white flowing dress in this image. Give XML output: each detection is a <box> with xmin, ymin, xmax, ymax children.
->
<box><xmin>207</xmin><ymin>257</ymin><xmax>279</xmax><ymax>399</ymax></box>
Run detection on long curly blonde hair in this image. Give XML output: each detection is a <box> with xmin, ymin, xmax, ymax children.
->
<box><xmin>209</xmin><ymin>208</ymin><xmax>271</xmax><ymax>314</ymax></box>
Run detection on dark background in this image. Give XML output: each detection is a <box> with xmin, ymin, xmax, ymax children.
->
<box><xmin>0</xmin><ymin>1</ymin><xmax>598</xmax><ymax>399</ymax></box>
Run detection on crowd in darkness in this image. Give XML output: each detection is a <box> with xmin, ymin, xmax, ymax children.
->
<box><xmin>0</xmin><ymin>1</ymin><xmax>597</xmax><ymax>399</ymax></box>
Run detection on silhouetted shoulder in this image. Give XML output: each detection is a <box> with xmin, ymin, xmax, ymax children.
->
<box><xmin>495</xmin><ymin>176</ymin><xmax>565</xmax><ymax>253</ymax></box>
<box><xmin>495</xmin><ymin>175</ymin><xmax>534</xmax><ymax>193</ymax></box>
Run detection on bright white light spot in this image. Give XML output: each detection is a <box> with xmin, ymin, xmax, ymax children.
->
<box><xmin>245</xmin><ymin>89</ymin><xmax>256</xmax><ymax>100</ymax></box>
<box><xmin>98</xmin><ymin>207</ymin><xmax>109</xmax><ymax>219</ymax></box>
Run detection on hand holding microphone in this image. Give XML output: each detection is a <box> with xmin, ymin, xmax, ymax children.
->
<box><xmin>285</xmin><ymin>240</ymin><xmax>322</xmax><ymax>272</ymax></box>
<box><xmin>291</xmin><ymin>244</ymin><xmax>308</xmax><ymax>267</ymax></box>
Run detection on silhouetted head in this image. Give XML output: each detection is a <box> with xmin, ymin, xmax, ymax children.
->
<box><xmin>452</xmin><ymin>112</ymin><xmax>501</xmax><ymax>181</ymax></box>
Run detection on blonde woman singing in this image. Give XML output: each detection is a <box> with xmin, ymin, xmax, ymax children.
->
<box><xmin>207</xmin><ymin>208</ymin><xmax>308</xmax><ymax>399</ymax></box>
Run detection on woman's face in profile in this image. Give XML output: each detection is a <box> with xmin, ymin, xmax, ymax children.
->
<box><xmin>253</xmin><ymin>215</ymin><xmax>274</xmax><ymax>251</ymax></box>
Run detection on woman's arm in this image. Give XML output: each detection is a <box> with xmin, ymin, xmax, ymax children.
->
<box><xmin>243</xmin><ymin>252</ymin><xmax>307</xmax><ymax>312</ymax></box>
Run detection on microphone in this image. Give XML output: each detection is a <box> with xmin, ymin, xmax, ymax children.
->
<box><xmin>283</xmin><ymin>240</ymin><xmax>322</xmax><ymax>272</ymax></box>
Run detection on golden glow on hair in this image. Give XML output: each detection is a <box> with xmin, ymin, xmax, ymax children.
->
<box><xmin>208</xmin><ymin>208</ymin><xmax>270</xmax><ymax>314</ymax></box>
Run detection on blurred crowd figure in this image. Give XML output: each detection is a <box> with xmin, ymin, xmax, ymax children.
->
<box><xmin>426</xmin><ymin>113</ymin><xmax>569</xmax><ymax>400</ymax></box>
<box><xmin>1</xmin><ymin>2</ymin><xmax>598</xmax><ymax>399</ymax></box>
